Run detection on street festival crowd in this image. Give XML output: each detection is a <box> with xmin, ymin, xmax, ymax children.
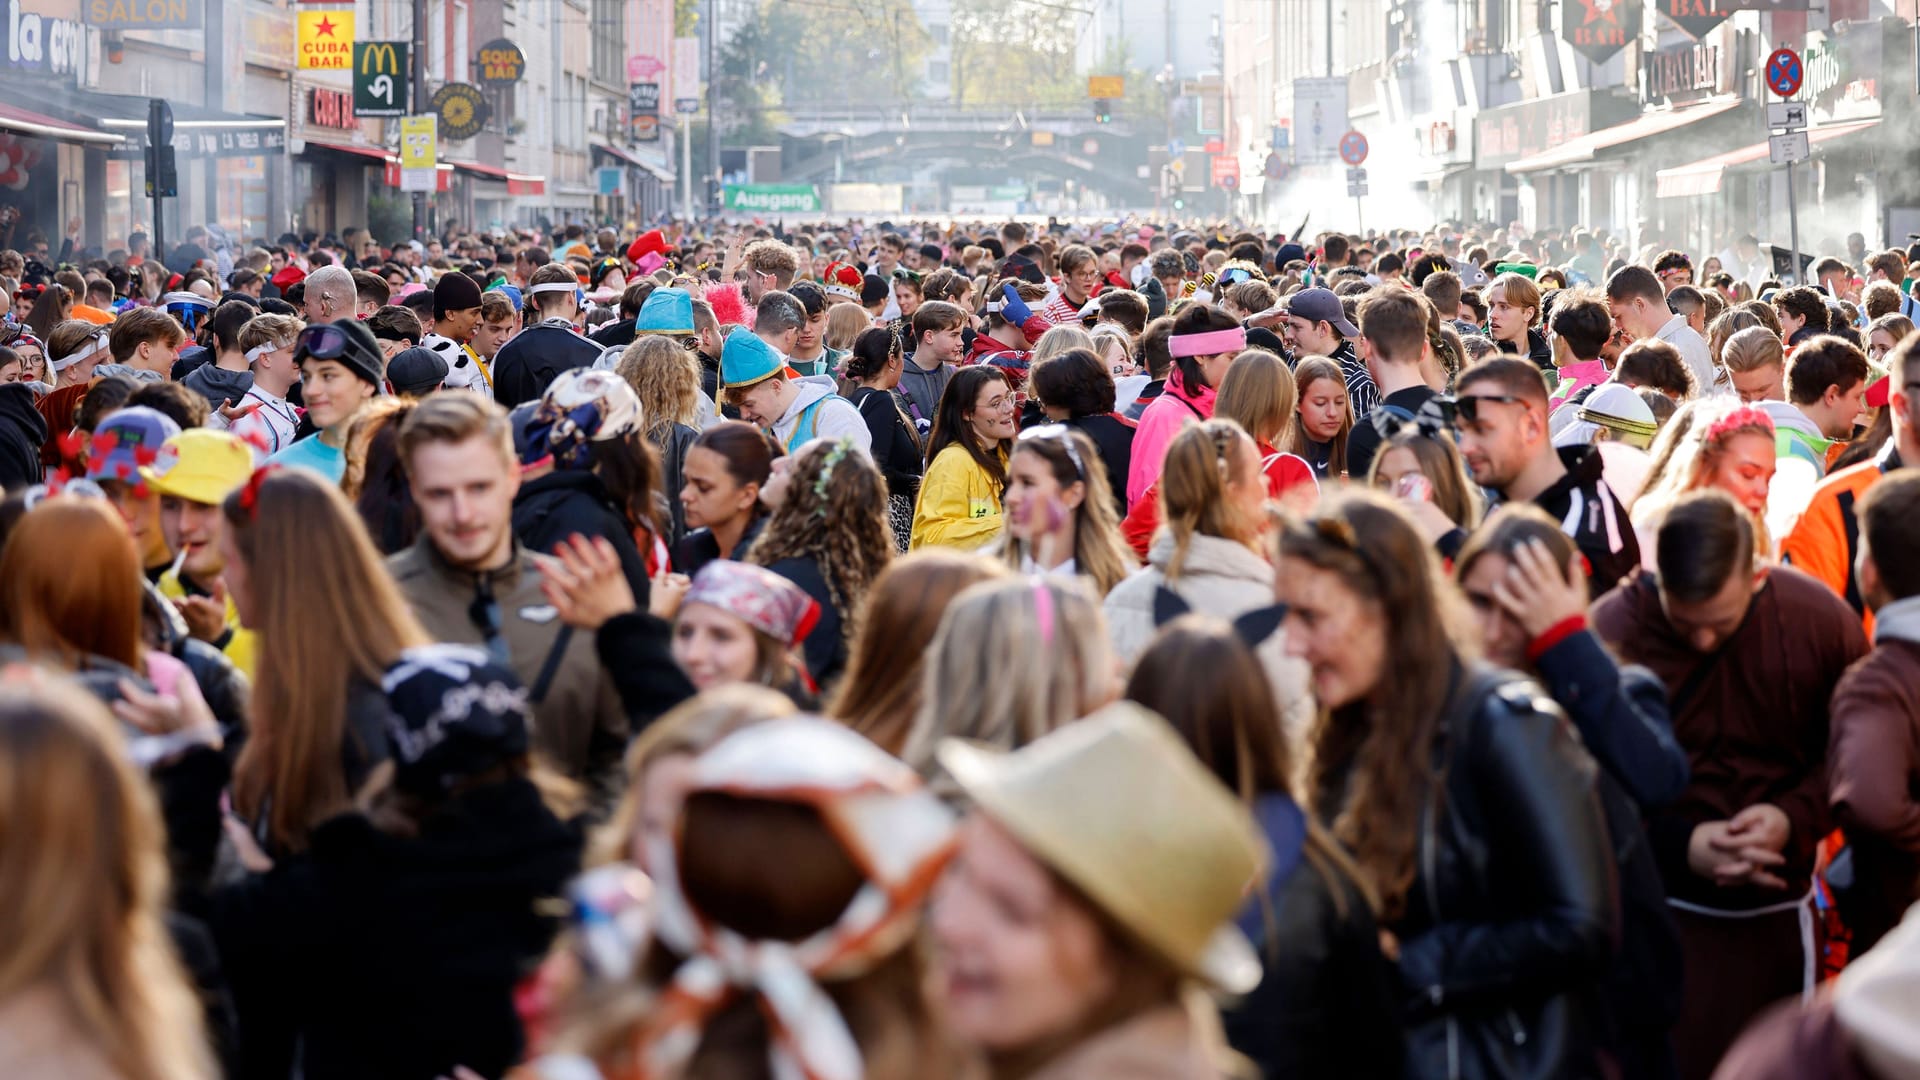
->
<box><xmin>5</xmin><ymin>211</ymin><xmax>1920</xmax><ymax>1080</ymax></box>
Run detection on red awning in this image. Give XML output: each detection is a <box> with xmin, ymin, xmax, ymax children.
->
<box><xmin>0</xmin><ymin>102</ymin><xmax>123</xmax><ymax>145</ymax></box>
<box><xmin>449</xmin><ymin>159</ymin><xmax>546</xmax><ymax>194</ymax></box>
<box><xmin>382</xmin><ymin>160</ymin><xmax>451</xmax><ymax>192</ymax></box>
<box><xmin>1656</xmin><ymin>118</ymin><xmax>1881</xmax><ymax>198</ymax></box>
<box><xmin>303</xmin><ymin>141</ymin><xmax>393</xmax><ymax>164</ymax></box>
<box><xmin>1504</xmin><ymin>98</ymin><xmax>1742</xmax><ymax>174</ymax></box>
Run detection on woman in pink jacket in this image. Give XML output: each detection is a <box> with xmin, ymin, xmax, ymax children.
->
<box><xmin>1126</xmin><ymin>305</ymin><xmax>1244</xmax><ymax>506</ymax></box>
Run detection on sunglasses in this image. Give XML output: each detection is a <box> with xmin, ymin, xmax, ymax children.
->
<box><xmin>1018</xmin><ymin>423</ymin><xmax>1085</xmax><ymax>480</ymax></box>
<box><xmin>1453</xmin><ymin>393</ymin><xmax>1527</xmax><ymax>425</ymax></box>
<box><xmin>296</xmin><ymin>323</ymin><xmax>352</xmax><ymax>362</ymax></box>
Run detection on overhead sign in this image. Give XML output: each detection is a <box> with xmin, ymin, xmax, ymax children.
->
<box><xmin>4</xmin><ymin>4</ymin><xmax>91</xmax><ymax>82</ymax></box>
<box><xmin>1558</xmin><ymin>0</ymin><xmax>1639</xmax><ymax>66</ymax></box>
<box><xmin>629</xmin><ymin>81</ymin><xmax>660</xmax><ymax>141</ymax></box>
<box><xmin>1338</xmin><ymin>130</ymin><xmax>1369</xmax><ymax>165</ymax></box>
<box><xmin>476</xmin><ymin>38</ymin><xmax>524</xmax><ymax>83</ymax></box>
<box><xmin>296</xmin><ymin>8</ymin><xmax>353</xmax><ymax>70</ymax></box>
<box><xmin>85</xmin><ymin>0</ymin><xmax>200</xmax><ymax>30</ymax></box>
<box><xmin>1087</xmin><ymin>75</ymin><xmax>1124</xmax><ymax>99</ymax></box>
<box><xmin>1768</xmin><ymin>130</ymin><xmax>1810</xmax><ymax>164</ymax></box>
<box><xmin>430</xmin><ymin>82</ymin><xmax>487</xmax><ymax>141</ymax></box>
<box><xmin>352</xmin><ymin>41</ymin><xmax>409</xmax><ymax>117</ymax></box>
<box><xmin>1642</xmin><ymin>43</ymin><xmax>1720</xmax><ymax>102</ymax></box>
<box><xmin>723</xmin><ymin>184</ymin><xmax>821</xmax><ymax>213</ymax></box>
<box><xmin>1766</xmin><ymin>47</ymin><xmax>1803</xmax><ymax>97</ymax></box>
<box><xmin>306</xmin><ymin>87</ymin><xmax>355</xmax><ymax>132</ymax></box>
<box><xmin>1766</xmin><ymin>101</ymin><xmax>1807</xmax><ymax>129</ymax></box>
<box><xmin>1662</xmin><ymin>0</ymin><xmax>1729</xmax><ymax>39</ymax></box>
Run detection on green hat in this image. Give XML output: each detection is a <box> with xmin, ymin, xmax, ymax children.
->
<box><xmin>635</xmin><ymin>287</ymin><xmax>695</xmax><ymax>335</ymax></box>
<box><xmin>1494</xmin><ymin>261</ymin><xmax>1539</xmax><ymax>281</ymax></box>
<box><xmin>720</xmin><ymin>327</ymin><xmax>789</xmax><ymax>390</ymax></box>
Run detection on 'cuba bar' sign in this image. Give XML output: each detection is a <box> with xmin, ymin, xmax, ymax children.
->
<box><xmin>1559</xmin><ymin>0</ymin><xmax>1640</xmax><ymax>65</ymax></box>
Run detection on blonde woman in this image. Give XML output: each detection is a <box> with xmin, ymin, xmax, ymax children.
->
<box><xmin>1631</xmin><ymin>399</ymin><xmax>1780</xmax><ymax>563</ymax></box>
<box><xmin>823</xmin><ymin>301</ymin><xmax>870</xmax><ymax>354</ymax></box>
<box><xmin>616</xmin><ymin>336</ymin><xmax>704</xmax><ymax>540</ymax></box>
<box><xmin>1030</xmin><ymin>323</ymin><xmax>1094</xmax><ymax>364</ymax></box>
<box><xmin>0</xmin><ymin>675</ymin><xmax>215</xmax><ymax>1080</ymax></box>
<box><xmin>1104</xmin><ymin>419</ymin><xmax>1315</xmax><ymax>735</ymax></box>
<box><xmin>899</xmin><ymin>575</ymin><xmax>1117</xmax><ymax>778</ymax></box>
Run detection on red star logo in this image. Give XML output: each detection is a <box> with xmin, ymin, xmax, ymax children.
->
<box><xmin>315</xmin><ymin>16</ymin><xmax>337</xmax><ymax>36</ymax></box>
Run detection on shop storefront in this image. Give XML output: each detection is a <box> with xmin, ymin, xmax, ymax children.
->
<box><xmin>290</xmin><ymin>79</ymin><xmax>384</xmax><ymax>239</ymax></box>
<box><xmin>1657</xmin><ymin>19</ymin><xmax>1914</xmax><ymax>249</ymax></box>
<box><xmin>1472</xmin><ymin>92</ymin><xmax>1639</xmax><ymax>228</ymax></box>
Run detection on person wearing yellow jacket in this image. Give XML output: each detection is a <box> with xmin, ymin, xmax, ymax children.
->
<box><xmin>910</xmin><ymin>366</ymin><xmax>1017</xmax><ymax>550</ymax></box>
<box><xmin>145</xmin><ymin>428</ymin><xmax>259</xmax><ymax>678</ymax></box>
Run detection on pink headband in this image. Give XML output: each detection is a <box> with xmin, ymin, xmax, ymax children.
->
<box><xmin>1168</xmin><ymin>326</ymin><xmax>1247</xmax><ymax>358</ymax></box>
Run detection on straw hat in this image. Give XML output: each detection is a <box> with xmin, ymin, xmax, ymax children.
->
<box><xmin>938</xmin><ymin>701</ymin><xmax>1268</xmax><ymax>994</ymax></box>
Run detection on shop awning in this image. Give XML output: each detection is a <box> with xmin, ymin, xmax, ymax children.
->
<box><xmin>0</xmin><ymin>102</ymin><xmax>123</xmax><ymax>145</ymax></box>
<box><xmin>303</xmin><ymin>141</ymin><xmax>394</xmax><ymax>165</ymax></box>
<box><xmin>1504</xmin><ymin>98</ymin><xmax>1742</xmax><ymax>174</ymax></box>
<box><xmin>447</xmin><ymin>159</ymin><xmax>547</xmax><ymax>195</ymax></box>
<box><xmin>593</xmin><ymin>141</ymin><xmax>674</xmax><ymax>183</ymax></box>
<box><xmin>1655</xmin><ymin>119</ymin><xmax>1882</xmax><ymax>199</ymax></box>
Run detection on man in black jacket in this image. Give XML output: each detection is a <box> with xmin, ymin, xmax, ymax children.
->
<box><xmin>490</xmin><ymin>263</ymin><xmax>602</xmax><ymax>409</ymax></box>
<box><xmin>1455</xmin><ymin>358</ymin><xmax>1640</xmax><ymax>594</ymax></box>
<box><xmin>0</xmin><ymin>381</ymin><xmax>47</xmax><ymax>489</ymax></box>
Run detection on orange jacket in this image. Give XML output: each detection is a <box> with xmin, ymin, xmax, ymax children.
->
<box><xmin>1781</xmin><ymin>443</ymin><xmax>1902</xmax><ymax>634</ymax></box>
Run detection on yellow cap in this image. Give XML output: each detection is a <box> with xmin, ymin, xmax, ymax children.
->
<box><xmin>142</xmin><ymin>429</ymin><xmax>254</xmax><ymax>505</ymax></box>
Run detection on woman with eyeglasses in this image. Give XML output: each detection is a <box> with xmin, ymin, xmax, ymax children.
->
<box><xmin>3</xmin><ymin>329</ymin><xmax>45</xmax><ymax>386</ymax></box>
<box><xmin>1043</xmin><ymin>243</ymin><xmax>1102</xmax><ymax>326</ymax></box>
<box><xmin>1274</xmin><ymin>490</ymin><xmax>1618</xmax><ymax>1079</ymax></box>
<box><xmin>845</xmin><ymin>325</ymin><xmax>923</xmax><ymax>550</ymax></box>
<box><xmin>997</xmin><ymin>423</ymin><xmax>1134</xmax><ymax>596</ymax></box>
<box><xmin>910</xmin><ymin>366</ymin><xmax>1017</xmax><ymax>551</ymax></box>
<box><xmin>1105</xmin><ymin>419</ymin><xmax>1314</xmax><ymax>734</ymax></box>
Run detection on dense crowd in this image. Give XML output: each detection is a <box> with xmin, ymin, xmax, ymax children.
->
<box><xmin>2</xmin><ymin>213</ymin><xmax>1920</xmax><ymax>1080</ymax></box>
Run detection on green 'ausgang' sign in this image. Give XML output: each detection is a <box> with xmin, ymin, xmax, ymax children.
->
<box><xmin>723</xmin><ymin>184</ymin><xmax>821</xmax><ymax>213</ymax></box>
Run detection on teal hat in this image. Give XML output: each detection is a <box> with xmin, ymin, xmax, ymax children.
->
<box><xmin>636</xmin><ymin>286</ymin><xmax>695</xmax><ymax>335</ymax></box>
<box><xmin>721</xmin><ymin>326</ymin><xmax>789</xmax><ymax>390</ymax></box>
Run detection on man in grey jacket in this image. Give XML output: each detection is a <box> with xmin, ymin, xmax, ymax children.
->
<box><xmin>385</xmin><ymin>392</ymin><xmax>629</xmax><ymax>807</ymax></box>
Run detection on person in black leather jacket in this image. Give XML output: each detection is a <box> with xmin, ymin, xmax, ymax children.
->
<box><xmin>1275</xmin><ymin>490</ymin><xmax>1619</xmax><ymax>1080</ymax></box>
<box><xmin>1128</xmin><ymin>612</ymin><xmax>1402</xmax><ymax>1079</ymax></box>
<box><xmin>1455</xmin><ymin>506</ymin><xmax>1691</xmax><ymax>1080</ymax></box>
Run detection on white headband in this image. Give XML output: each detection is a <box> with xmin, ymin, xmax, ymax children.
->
<box><xmin>49</xmin><ymin>331</ymin><xmax>109</xmax><ymax>373</ymax></box>
<box><xmin>985</xmin><ymin>300</ymin><xmax>1007</xmax><ymax>313</ymax></box>
<box><xmin>244</xmin><ymin>339</ymin><xmax>293</xmax><ymax>363</ymax></box>
<box><xmin>527</xmin><ymin>282</ymin><xmax>580</xmax><ymax>297</ymax></box>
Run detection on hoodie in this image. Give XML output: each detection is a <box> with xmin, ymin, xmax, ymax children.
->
<box><xmin>182</xmin><ymin>363</ymin><xmax>255</xmax><ymax>410</ymax></box>
<box><xmin>1126</xmin><ymin>365</ymin><xmax>1216</xmax><ymax>506</ymax></box>
<box><xmin>1524</xmin><ymin>444</ymin><xmax>1642</xmax><ymax>598</ymax></box>
<box><xmin>771</xmin><ymin>374</ymin><xmax>871</xmax><ymax>455</ymax></box>
<box><xmin>0</xmin><ymin>381</ymin><xmax>47</xmax><ymax>489</ymax></box>
<box><xmin>893</xmin><ymin>360</ymin><xmax>953</xmax><ymax>440</ymax></box>
<box><xmin>1757</xmin><ymin>399</ymin><xmax>1834</xmax><ymax>478</ymax></box>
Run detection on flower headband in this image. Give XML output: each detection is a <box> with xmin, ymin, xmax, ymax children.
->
<box><xmin>1704</xmin><ymin>404</ymin><xmax>1775</xmax><ymax>444</ymax></box>
<box><xmin>810</xmin><ymin>436</ymin><xmax>856</xmax><ymax>509</ymax></box>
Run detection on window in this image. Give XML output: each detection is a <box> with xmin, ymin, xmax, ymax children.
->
<box><xmin>592</xmin><ymin>0</ymin><xmax>623</xmax><ymax>85</ymax></box>
<box><xmin>453</xmin><ymin>0</ymin><xmax>469</xmax><ymax>84</ymax></box>
<box><xmin>928</xmin><ymin>60</ymin><xmax>950</xmax><ymax>83</ymax></box>
<box><xmin>427</xmin><ymin>0</ymin><xmax>446</xmax><ymax>82</ymax></box>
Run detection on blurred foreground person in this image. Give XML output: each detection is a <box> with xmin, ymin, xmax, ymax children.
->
<box><xmin>934</xmin><ymin>702</ymin><xmax>1267</xmax><ymax>1079</ymax></box>
<box><xmin>0</xmin><ymin>674</ymin><xmax>216</xmax><ymax>1080</ymax></box>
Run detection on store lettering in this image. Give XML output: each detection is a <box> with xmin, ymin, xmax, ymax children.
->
<box><xmin>1644</xmin><ymin>44</ymin><xmax>1718</xmax><ymax>101</ymax></box>
<box><xmin>8</xmin><ymin>0</ymin><xmax>87</xmax><ymax>77</ymax></box>
<box><xmin>309</xmin><ymin>88</ymin><xmax>354</xmax><ymax>131</ymax></box>
<box><xmin>1805</xmin><ymin>42</ymin><xmax>1841</xmax><ymax>100</ymax></box>
<box><xmin>478</xmin><ymin>47</ymin><xmax>520</xmax><ymax>81</ymax></box>
<box><xmin>85</xmin><ymin>0</ymin><xmax>191</xmax><ymax>25</ymax></box>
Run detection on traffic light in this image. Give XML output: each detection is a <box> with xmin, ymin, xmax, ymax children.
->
<box><xmin>1093</xmin><ymin>98</ymin><xmax>1113</xmax><ymax>124</ymax></box>
<box><xmin>1172</xmin><ymin>197</ymin><xmax>1186</xmax><ymax>211</ymax></box>
<box><xmin>145</xmin><ymin>98</ymin><xmax>176</xmax><ymax>198</ymax></box>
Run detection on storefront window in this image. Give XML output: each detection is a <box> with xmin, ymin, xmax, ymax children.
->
<box><xmin>104</xmin><ymin>158</ymin><xmax>136</xmax><ymax>251</ymax></box>
<box><xmin>217</xmin><ymin>157</ymin><xmax>270</xmax><ymax>244</ymax></box>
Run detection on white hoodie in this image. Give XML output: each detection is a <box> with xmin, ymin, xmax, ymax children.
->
<box><xmin>770</xmin><ymin>375</ymin><xmax>872</xmax><ymax>456</ymax></box>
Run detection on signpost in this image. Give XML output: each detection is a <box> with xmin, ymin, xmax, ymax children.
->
<box><xmin>1765</xmin><ymin>47</ymin><xmax>1804</xmax><ymax>283</ymax></box>
<box><xmin>1340</xmin><ymin>130</ymin><xmax>1369</xmax><ymax>232</ymax></box>
<box><xmin>399</xmin><ymin>114</ymin><xmax>436</xmax><ymax>192</ymax></box>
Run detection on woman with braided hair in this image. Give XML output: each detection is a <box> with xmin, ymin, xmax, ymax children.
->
<box><xmin>746</xmin><ymin>437</ymin><xmax>895</xmax><ymax>691</ymax></box>
<box><xmin>845</xmin><ymin>324</ymin><xmax>922</xmax><ymax>550</ymax></box>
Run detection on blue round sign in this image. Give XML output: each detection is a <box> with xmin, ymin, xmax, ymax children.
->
<box><xmin>1339</xmin><ymin>130</ymin><xmax>1369</xmax><ymax>167</ymax></box>
<box><xmin>1766</xmin><ymin>48</ymin><xmax>1803</xmax><ymax>97</ymax></box>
